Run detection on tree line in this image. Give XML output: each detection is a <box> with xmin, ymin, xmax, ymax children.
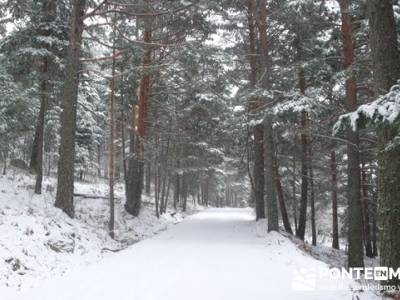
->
<box><xmin>239</xmin><ymin>0</ymin><xmax>399</xmax><ymax>287</ymax></box>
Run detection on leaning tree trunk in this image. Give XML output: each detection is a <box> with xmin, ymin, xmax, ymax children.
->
<box><xmin>367</xmin><ymin>0</ymin><xmax>400</xmax><ymax>286</ymax></box>
<box><xmin>55</xmin><ymin>0</ymin><xmax>86</xmax><ymax>218</ymax></box>
<box><xmin>163</xmin><ymin>176</ymin><xmax>171</xmax><ymax>214</ymax></box>
<box><xmin>273</xmin><ymin>158</ymin><xmax>293</xmax><ymax>234</ymax></box>
<box><xmin>337</xmin><ymin>0</ymin><xmax>364</xmax><ymax>268</ymax></box>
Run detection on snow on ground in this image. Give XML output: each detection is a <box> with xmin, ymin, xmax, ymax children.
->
<box><xmin>7</xmin><ymin>208</ymin><xmax>380</xmax><ymax>300</ymax></box>
<box><xmin>289</xmin><ymin>233</ymin><xmax>380</xmax><ymax>271</ymax></box>
<box><xmin>0</xmin><ymin>170</ymin><xmax>190</xmax><ymax>298</ymax></box>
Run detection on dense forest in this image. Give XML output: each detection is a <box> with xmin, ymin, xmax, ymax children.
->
<box><xmin>0</xmin><ymin>0</ymin><xmax>399</xmax><ymax>298</ymax></box>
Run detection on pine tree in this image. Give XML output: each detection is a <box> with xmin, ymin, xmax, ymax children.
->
<box><xmin>55</xmin><ymin>0</ymin><xmax>86</xmax><ymax>217</ymax></box>
<box><xmin>337</xmin><ymin>0</ymin><xmax>364</xmax><ymax>268</ymax></box>
<box><xmin>367</xmin><ymin>0</ymin><xmax>400</xmax><ymax>286</ymax></box>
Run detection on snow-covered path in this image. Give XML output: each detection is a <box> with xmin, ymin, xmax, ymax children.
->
<box><xmin>11</xmin><ymin>208</ymin><xmax>373</xmax><ymax>300</ymax></box>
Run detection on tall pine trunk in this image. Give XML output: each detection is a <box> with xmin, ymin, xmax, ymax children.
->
<box><xmin>361</xmin><ymin>164</ymin><xmax>373</xmax><ymax>257</ymax></box>
<box><xmin>255</xmin><ymin>0</ymin><xmax>277</xmax><ymax>229</ymax></box>
<box><xmin>294</xmin><ymin>34</ymin><xmax>308</xmax><ymax>241</ymax></box>
<box><xmin>274</xmin><ymin>158</ymin><xmax>293</xmax><ymax>234</ymax></box>
<box><xmin>30</xmin><ymin>0</ymin><xmax>56</xmax><ymax>194</ymax></box>
<box><xmin>55</xmin><ymin>0</ymin><xmax>86</xmax><ymax>218</ymax></box>
<box><xmin>292</xmin><ymin>141</ymin><xmax>298</xmax><ymax>231</ymax></box>
<box><xmin>32</xmin><ymin>72</ymin><xmax>47</xmax><ymax>195</ymax></box>
<box><xmin>125</xmin><ymin>106</ymin><xmax>144</xmax><ymax>216</ymax></box>
<box><xmin>108</xmin><ymin>20</ymin><xmax>117</xmax><ymax>239</ymax></box>
<box><xmin>246</xmin><ymin>0</ymin><xmax>258</xmax><ymax>88</ymax></box>
<box><xmin>120</xmin><ymin>71</ymin><xmax>128</xmax><ymax>186</ymax></box>
<box><xmin>173</xmin><ymin>160</ymin><xmax>180</xmax><ymax>210</ymax></box>
<box><xmin>296</xmin><ymin>109</ymin><xmax>308</xmax><ymax>240</ymax></box>
<box><xmin>255</xmin><ymin>0</ymin><xmax>270</xmax><ymax>88</ymax></box>
<box><xmin>2</xmin><ymin>150</ymin><xmax>7</xmax><ymax>175</ymax></box>
<box><xmin>182</xmin><ymin>176</ymin><xmax>188</xmax><ymax>212</ymax></box>
<box><xmin>145</xmin><ymin>161</ymin><xmax>151</xmax><ymax>195</ymax></box>
<box><xmin>309</xmin><ymin>137</ymin><xmax>316</xmax><ymax>246</ymax></box>
<box><xmin>371</xmin><ymin>187</ymin><xmax>378</xmax><ymax>257</ymax></box>
<box><xmin>125</xmin><ymin>19</ymin><xmax>152</xmax><ymax>217</ymax></box>
<box><xmin>254</xmin><ymin>124</ymin><xmax>265</xmax><ymax>220</ymax></box>
<box><xmin>367</xmin><ymin>0</ymin><xmax>400</xmax><ymax>285</ymax></box>
<box><xmin>337</xmin><ymin>0</ymin><xmax>364</xmax><ymax>268</ymax></box>
<box><xmin>264</xmin><ymin>116</ymin><xmax>279</xmax><ymax>232</ymax></box>
<box><xmin>331</xmin><ymin>150</ymin><xmax>340</xmax><ymax>250</ymax></box>
<box><xmin>246</xmin><ymin>0</ymin><xmax>264</xmax><ymax>220</ymax></box>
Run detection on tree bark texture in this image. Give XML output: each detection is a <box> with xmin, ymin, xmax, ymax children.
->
<box><xmin>254</xmin><ymin>123</ymin><xmax>265</xmax><ymax>220</ymax></box>
<box><xmin>337</xmin><ymin>0</ymin><xmax>364</xmax><ymax>268</ymax></box>
<box><xmin>367</xmin><ymin>0</ymin><xmax>400</xmax><ymax>285</ymax></box>
<box><xmin>264</xmin><ymin>116</ymin><xmax>279</xmax><ymax>232</ymax></box>
<box><xmin>55</xmin><ymin>0</ymin><xmax>86</xmax><ymax>218</ymax></box>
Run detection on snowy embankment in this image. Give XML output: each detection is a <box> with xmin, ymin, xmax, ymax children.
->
<box><xmin>0</xmin><ymin>171</ymin><xmax>189</xmax><ymax>298</ymax></box>
<box><xmin>7</xmin><ymin>208</ymin><xmax>379</xmax><ymax>300</ymax></box>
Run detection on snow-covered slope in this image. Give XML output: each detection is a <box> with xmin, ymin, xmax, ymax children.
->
<box><xmin>0</xmin><ymin>172</ymin><xmax>187</xmax><ymax>298</ymax></box>
<box><xmin>8</xmin><ymin>208</ymin><xmax>378</xmax><ymax>300</ymax></box>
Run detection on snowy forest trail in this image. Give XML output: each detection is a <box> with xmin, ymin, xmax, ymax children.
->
<box><xmin>11</xmin><ymin>208</ymin><xmax>372</xmax><ymax>300</ymax></box>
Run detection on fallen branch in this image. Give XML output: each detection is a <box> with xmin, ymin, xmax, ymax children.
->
<box><xmin>74</xmin><ymin>193</ymin><xmax>117</xmax><ymax>200</ymax></box>
<box><xmin>101</xmin><ymin>247</ymin><xmax>123</xmax><ymax>253</ymax></box>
